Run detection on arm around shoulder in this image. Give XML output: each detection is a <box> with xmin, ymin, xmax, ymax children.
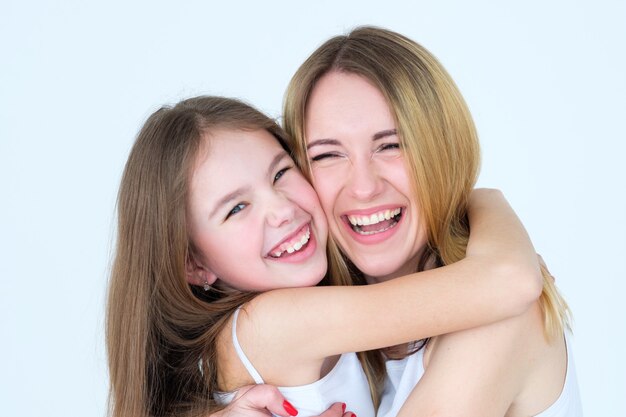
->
<box><xmin>238</xmin><ymin>189</ymin><xmax>543</xmax><ymax>380</ymax></box>
<box><xmin>466</xmin><ymin>188</ymin><xmax>543</xmax><ymax>315</ymax></box>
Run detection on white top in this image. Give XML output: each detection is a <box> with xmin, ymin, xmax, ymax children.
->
<box><xmin>214</xmin><ymin>307</ymin><xmax>376</xmax><ymax>417</ymax></box>
<box><xmin>378</xmin><ymin>345</ymin><xmax>426</xmax><ymax>417</ymax></box>
<box><xmin>378</xmin><ymin>334</ymin><xmax>582</xmax><ymax>417</ymax></box>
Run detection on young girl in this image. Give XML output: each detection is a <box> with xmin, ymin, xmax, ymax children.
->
<box><xmin>106</xmin><ymin>96</ymin><xmax>542</xmax><ymax>417</ymax></box>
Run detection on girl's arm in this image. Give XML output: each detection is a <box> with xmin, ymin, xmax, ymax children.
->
<box><xmin>238</xmin><ymin>189</ymin><xmax>542</xmax><ymax>384</ymax></box>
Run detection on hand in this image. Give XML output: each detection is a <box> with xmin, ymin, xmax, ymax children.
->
<box><xmin>210</xmin><ymin>384</ymin><xmax>354</xmax><ymax>417</ymax></box>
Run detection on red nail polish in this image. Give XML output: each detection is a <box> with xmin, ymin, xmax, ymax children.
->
<box><xmin>341</xmin><ymin>403</ymin><xmax>346</xmax><ymax>412</ymax></box>
<box><xmin>351</xmin><ymin>413</ymin><xmax>357</xmax><ymax>417</ymax></box>
<box><xmin>283</xmin><ymin>400</ymin><xmax>298</xmax><ymax>416</ymax></box>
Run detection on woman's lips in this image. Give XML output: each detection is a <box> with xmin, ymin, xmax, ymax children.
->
<box><xmin>340</xmin><ymin>206</ymin><xmax>404</xmax><ymax>244</ymax></box>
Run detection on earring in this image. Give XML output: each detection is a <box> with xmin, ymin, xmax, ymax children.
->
<box><xmin>203</xmin><ymin>279</ymin><xmax>211</xmax><ymax>292</ymax></box>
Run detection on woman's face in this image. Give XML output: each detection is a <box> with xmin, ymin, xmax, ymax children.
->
<box><xmin>304</xmin><ymin>72</ymin><xmax>428</xmax><ymax>282</ymax></box>
<box><xmin>186</xmin><ymin>129</ymin><xmax>328</xmax><ymax>291</ymax></box>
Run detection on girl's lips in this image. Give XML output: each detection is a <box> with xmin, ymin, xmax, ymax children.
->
<box><xmin>266</xmin><ymin>223</ymin><xmax>310</xmax><ymax>255</ymax></box>
<box><xmin>266</xmin><ymin>227</ymin><xmax>318</xmax><ymax>264</ymax></box>
<box><xmin>265</xmin><ymin>222</ymin><xmax>316</xmax><ymax>262</ymax></box>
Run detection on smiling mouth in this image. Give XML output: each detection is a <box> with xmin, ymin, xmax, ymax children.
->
<box><xmin>267</xmin><ymin>225</ymin><xmax>312</xmax><ymax>258</ymax></box>
<box><xmin>344</xmin><ymin>208</ymin><xmax>403</xmax><ymax>235</ymax></box>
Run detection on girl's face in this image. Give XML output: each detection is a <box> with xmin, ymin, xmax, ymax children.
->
<box><xmin>304</xmin><ymin>72</ymin><xmax>428</xmax><ymax>282</ymax></box>
<box><xmin>186</xmin><ymin>129</ymin><xmax>328</xmax><ymax>291</ymax></box>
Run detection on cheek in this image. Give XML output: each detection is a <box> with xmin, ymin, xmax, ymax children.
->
<box><xmin>385</xmin><ymin>160</ymin><xmax>413</xmax><ymax>199</ymax></box>
<box><xmin>285</xmin><ymin>177</ymin><xmax>326</xmax><ymax>224</ymax></box>
<box><xmin>396</xmin><ymin>172</ymin><xmax>413</xmax><ymax>200</ymax></box>
<box><xmin>208</xmin><ymin>228</ymin><xmax>263</xmax><ymax>277</ymax></box>
<box><xmin>311</xmin><ymin>168</ymin><xmax>340</xmax><ymax>212</ymax></box>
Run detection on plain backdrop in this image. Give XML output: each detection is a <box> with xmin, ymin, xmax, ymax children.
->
<box><xmin>1</xmin><ymin>1</ymin><xmax>625</xmax><ymax>416</ymax></box>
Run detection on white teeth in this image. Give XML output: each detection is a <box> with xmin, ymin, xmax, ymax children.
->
<box><xmin>358</xmin><ymin>223</ymin><xmax>396</xmax><ymax>235</ymax></box>
<box><xmin>269</xmin><ymin>226</ymin><xmax>311</xmax><ymax>258</ymax></box>
<box><xmin>347</xmin><ymin>208</ymin><xmax>402</xmax><ymax>226</ymax></box>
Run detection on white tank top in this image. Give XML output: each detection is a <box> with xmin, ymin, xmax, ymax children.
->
<box><xmin>214</xmin><ymin>307</ymin><xmax>376</xmax><ymax>417</ymax></box>
<box><xmin>378</xmin><ymin>334</ymin><xmax>582</xmax><ymax>417</ymax></box>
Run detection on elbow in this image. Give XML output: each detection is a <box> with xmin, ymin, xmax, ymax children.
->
<box><xmin>497</xmin><ymin>259</ymin><xmax>543</xmax><ymax>315</ymax></box>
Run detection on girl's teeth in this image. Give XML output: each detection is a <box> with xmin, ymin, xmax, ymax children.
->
<box><xmin>270</xmin><ymin>227</ymin><xmax>311</xmax><ymax>258</ymax></box>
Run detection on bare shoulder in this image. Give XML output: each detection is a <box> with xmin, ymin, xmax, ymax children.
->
<box><xmin>422</xmin><ymin>301</ymin><xmax>567</xmax><ymax>416</ymax></box>
<box><xmin>224</xmin><ymin>296</ymin><xmax>328</xmax><ymax>387</ymax></box>
<box><xmin>215</xmin><ymin>307</ymin><xmax>257</xmax><ymax>392</ymax></box>
<box><xmin>425</xmin><ymin>301</ymin><xmax>544</xmax><ymax>363</ymax></box>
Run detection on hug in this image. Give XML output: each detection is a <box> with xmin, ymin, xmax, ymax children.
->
<box><xmin>107</xmin><ymin>26</ymin><xmax>580</xmax><ymax>417</ymax></box>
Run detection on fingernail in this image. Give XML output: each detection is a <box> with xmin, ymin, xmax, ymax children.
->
<box><xmin>351</xmin><ymin>413</ymin><xmax>357</xmax><ymax>417</ymax></box>
<box><xmin>341</xmin><ymin>403</ymin><xmax>346</xmax><ymax>412</ymax></box>
<box><xmin>283</xmin><ymin>400</ymin><xmax>298</xmax><ymax>416</ymax></box>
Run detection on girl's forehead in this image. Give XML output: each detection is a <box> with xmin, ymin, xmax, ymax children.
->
<box><xmin>192</xmin><ymin>129</ymin><xmax>286</xmax><ymax>179</ymax></box>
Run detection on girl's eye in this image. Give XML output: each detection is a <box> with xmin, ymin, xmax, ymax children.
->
<box><xmin>310</xmin><ymin>152</ymin><xmax>341</xmax><ymax>162</ymax></box>
<box><xmin>226</xmin><ymin>203</ymin><xmax>246</xmax><ymax>220</ymax></box>
<box><xmin>274</xmin><ymin>166</ymin><xmax>292</xmax><ymax>183</ymax></box>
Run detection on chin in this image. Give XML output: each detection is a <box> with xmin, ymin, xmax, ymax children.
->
<box><xmin>300</xmin><ymin>264</ymin><xmax>328</xmax><ymax>287</ymax></box>
<box><xmin>352</xmin><ymin>255</ymin><xmax>413</xmax><ymax>282</ymax></box>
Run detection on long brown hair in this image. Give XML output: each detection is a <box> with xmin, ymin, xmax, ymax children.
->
<box><xmin>106</xmin><ymin>96</ymin><xmax>336</xmax><ymax>417</ymax></box>
<box><xmin>283</xmin><ymin>26</ymin><xmax>570</xmax><ymax>408</ymax></box>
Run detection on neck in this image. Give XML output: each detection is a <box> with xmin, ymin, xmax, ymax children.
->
<box><xmin>364</xmin><ymin>249</ymin><xmax>438</xmax><ymax>285</ymax></box>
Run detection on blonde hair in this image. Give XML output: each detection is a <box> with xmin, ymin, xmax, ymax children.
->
<box><xmin>284</xmin><ymin>26</ymin><xmax>570</xmax><ymax>407</ymax></box>
<box><xmin>107</xmin><ymin>96</ymin><xmax>341</xmax><ymax>417</ymax></box>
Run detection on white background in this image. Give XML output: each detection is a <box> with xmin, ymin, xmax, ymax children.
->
<box><xmin>1</xmin><ymin>1</ymin><xmax>624</xmax><ymax>416</ymax></box>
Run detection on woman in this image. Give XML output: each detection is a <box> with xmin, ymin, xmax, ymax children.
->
<box><xmin>106</xmin><ymin>96</ymin><xmax>541</xmax><ymax>417</ymax></box>
<box><xmin>282</xmin><ymin>26</ymin><xmax>581</xmax><ymax>416</ymax></box>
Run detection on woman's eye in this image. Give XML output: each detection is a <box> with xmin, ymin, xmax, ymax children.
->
<box><xmin>273</xmin><ymin>166</ymin><xmax>292</xmax><ymax>183</ymax></box>
<box><xmin>377</xmin><ymin>143</ymin><xmax>400</xmax><ymax>152</ymax></box>
<box><xmin>226</xmin><ymin>203</ymin><xmax>246</xmax><ymax>219</ymax></box>
<box><xmin>310</xmin><ymin>152</ymin><xmax>341</xmax><ymax>162</ymax></box>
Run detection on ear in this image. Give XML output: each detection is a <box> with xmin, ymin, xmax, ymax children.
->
<box><xmin>185</xmin><ymin>254</ymin><xmax>218</xmax><ymax>287</ymax></box>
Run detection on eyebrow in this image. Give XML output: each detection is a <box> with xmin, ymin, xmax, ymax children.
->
<box><xmin>372</xmin><ymin>129</ymin><xmax>397</xmax><ymax>141</ymax></box>
<box><xmin>307</xmin><ymin>129</ymin><xmax>398</xmax><ymax>149</ymax></box>
<box><xmin>209</xmin><ymin>186</ymin><xmax>251</xmax><ymax>219</ymax></box>
<box><xmin>268</xmin><ymin>150</ymin><xmax>288</xmax><ymax>179</ymax></box>
<box><xmin>306</xmin><ymin>138</ymin><xmax>340</xmax><ymax>150</ymax></box>
<box><xmin>209</xmin><ymin>150</ymin><xmax>288</xmax><ymax>219</ymax></box>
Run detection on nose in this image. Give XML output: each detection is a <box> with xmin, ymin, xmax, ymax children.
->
<box><xmin>266</xmin><ymin>191</ymin><xmax>297</xmax><ymax>228</ymax></box>
<box><xmin>346</xmin><ymin>157</ymin><xmax>383</xmax><ymax>201</ymax></box>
